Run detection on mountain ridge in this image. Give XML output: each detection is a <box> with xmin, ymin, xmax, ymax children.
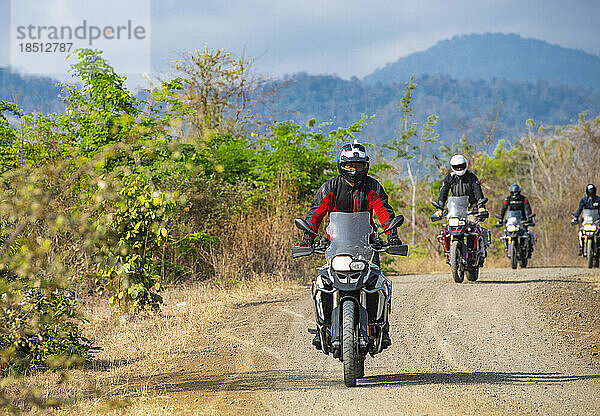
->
<box><xmin>364</xmin><ymin>33</ymin><xmax>600</xmax><ymax>93</ymax></box>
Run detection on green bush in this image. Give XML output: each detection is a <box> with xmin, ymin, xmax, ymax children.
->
<box><xmin>0</xmin><ymin>273</ymin><xmax>96</xmax><ymax>376</ymax></box>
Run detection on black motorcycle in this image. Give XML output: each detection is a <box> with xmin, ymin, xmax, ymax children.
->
<box><xmin>495</xmin><ymin>211</ymin><xmax>536</xmax><ymax>269</ymax></box>
<box><xmin>573</xmin><ymin>208</ymin><xmax>600</xmax><ymax>268</ymax></box>
<box><xmin>431</xmin><ymin>196</ymin><xmax>489</xmax><ymax>283</ymax></box>
<box><xmin>292</xmin><ymin>212</ymin><xmax>408</xmax><ymax>387</ymax></box>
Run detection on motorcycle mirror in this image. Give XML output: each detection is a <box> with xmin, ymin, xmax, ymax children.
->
<box><xmin>378</xmin><ymin>215</ymin><xmax>404</xmax><ymax>236</ymax></box>
<box><xmin>292</xmin><ymin>246</ymin><xmax>314</xmax><ymax>258</ymax></box>
<box><xmin>294</xmin><ymin>218</ymin><xmax>316</xmax><ymax>235</ymax></box>
<box><xmin>386</xmin><ymin>244</ymin><xmax>408</xmax><ymax>256</ymax></box>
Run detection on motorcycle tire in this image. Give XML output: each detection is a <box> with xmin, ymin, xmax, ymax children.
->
<box><xmin>465</xmin><ymin>267</ymin><xmax>479</xmax><ymax>281</ymax></box>
<box><xmin>587</xmin><ymin>240</ymin><xmax>594</xmax><ymax>269</ymax></box>
<box><xmin>520</xmin><ymin>257</ymin><xmax>528</xmax><ymax>268</ymax></box>
<box><xmin>449</xmin><ymin>241</ymin><xmax>464</xmax><ymax>283</ymax></box>
<box><xmin>342</xmin><ymin>300</ymin><xmax>358</xmax><ymax>387</ymax></box>
<box><xmin>509</xmin><ymin>240</ymin><xmax>518</xmax><ymax>270</ymax></box>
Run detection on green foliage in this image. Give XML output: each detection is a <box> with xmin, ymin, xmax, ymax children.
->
<box><xmin>61</xmin><ymin>49</ymin><xmax>141</xmax><ymax>157</ymax></box>
<box><xmin>384</xmin><ymin>75</ymin><xmax>439</xmax><ymax>167</ymax></box>
<box><xmin>0</xmin><ymin>101</ymin><xmax>23</xmax><ymax>148</ymax></box>
<box><xmin>0</xmin><ymin>273</ymin><xmax>96</xmax><ymax>375</ymax></box>
<box><xmin>98</xmin><ymin>174</ymin><xmax>175</xmax><ymax>312</ymax></box>
<box><xmin>255</xmin><ymin>120</ymin><xmax>336</xmax><ymax>197</ymax></box>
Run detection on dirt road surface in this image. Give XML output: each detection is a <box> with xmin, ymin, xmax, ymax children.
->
<box><xmin>157</xmin><ymin>267</ymin><xmax>600</xmax><ymax>415</ymax></box>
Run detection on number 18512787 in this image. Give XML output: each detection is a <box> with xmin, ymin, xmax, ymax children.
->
<box><xmin>19</xmin><ymin>43</ymin><xmax>74</xmax><ymax>53</ymax></box>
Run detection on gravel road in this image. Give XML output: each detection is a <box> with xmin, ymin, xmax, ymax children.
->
<box><xmin>202</xmin><ymin>267</ymin><xmax>600</xmax><ymax>415</ymax></box>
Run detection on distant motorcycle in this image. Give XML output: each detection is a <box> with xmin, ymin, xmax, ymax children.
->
<box><xmin>573</xmin><ymin>209</ymin><xmax>600</xmax><ymax>268</ymax></box>
<box><xmin>495</xmin><ymin>211</ymin><xmax>536</xmax><ymax>269</ymax></box>
<box><xmin>431</xmin><ymin>196</ymin><xmax>489</xmax><ymax>283</ymax></box>
<box><xmin>292</xmin><ymin>212</ymin><xmax>408</xmax><ymax>387</ymax></box>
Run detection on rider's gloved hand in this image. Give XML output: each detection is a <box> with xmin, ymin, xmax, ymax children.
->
<box><xmin>571</xmin><ymin>216</ymin><xmax>578</xmax><ymax>225</ymax></box>
<box><xmin>387</xmin><ymin>229</ymin><xmax>402</xmax><ymax>246</ymax></box>
<box><xmin>298</xmin><ymin>234</ymin><xmax>314</xmax><ymax>247</ymax></box>
<box><xmin>478</xmin><ymin>206</ymin><xmax>489</xmax><ymax>221</ymax></box>
<box><xmin>388</xmin><ymin>236</ymin><xmax>402</xmax><ymax>246</ymax></box>
<box><xmin>431</xmin><ymin>209</ymin><xmax>442</xmax><ymax>221</ymax></box>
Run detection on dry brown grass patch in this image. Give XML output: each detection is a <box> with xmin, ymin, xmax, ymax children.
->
<box><xmin>3</xmin><ymin>276</ymin><xmax>301</xmax><ymax>415</ymax></box>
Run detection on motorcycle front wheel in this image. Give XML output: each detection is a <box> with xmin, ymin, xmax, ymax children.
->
<box><xmin>509</xmin><ymin>240</ymin><xmax>518</xmax><ymax>270</ymax></box>
<box><xmin>587</xmin><ymin>239</ymin><xmax>594</xmax><ymax>269</ymax></box>
<box><xmin>449</xmin><ymin>241</ymin><xmax>464</xmax><ymax>283</ymax></box>
<box><xmin>342</xmin><ymin>300</ymin><xmax>358</xmax><ymax>387</ymax></box>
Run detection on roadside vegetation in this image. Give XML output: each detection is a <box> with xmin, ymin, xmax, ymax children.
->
<box><xmin>0</xmin><ymin>46</ymin><xmax>598</xmax><ymax>413</ymax></box>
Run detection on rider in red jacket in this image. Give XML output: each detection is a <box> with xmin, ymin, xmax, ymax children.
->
<box><xmin>299</xmin><ymin>140</ymin><xmax>402</xmax><ymax>350</ymax></box>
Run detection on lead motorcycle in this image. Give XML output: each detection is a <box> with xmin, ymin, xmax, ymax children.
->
<box><xmin>573</xmin><ymin>208</ymin><xmax>600</xmax><ymax>268</ymax></box>
<box><xmin>431</xmin><ymin>196</ymin><xmax>489</xmax><ymax>283</ymax></box>
<box><xmin>292</xmin><ymin>212</ymin><xmax>408</xmax><ymax>387</ymax></box>
<box><xmin>495</xmin><ymin>211</ymin><xmax>536</xmax><ymax>269</ymax></box>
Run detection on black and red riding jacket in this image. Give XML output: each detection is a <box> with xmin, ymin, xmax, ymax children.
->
<box><xmin>499</xmin><ymin>194</ymin><xmax>533</xmax><ymax>220</ymax></box>
<box><xmin>304</xmin><ymin>175</ymin><xmax>397</xmax><ymax>237</ymax></box>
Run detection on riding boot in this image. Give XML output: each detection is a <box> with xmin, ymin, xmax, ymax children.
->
<box><xmin>381</xmin><ymin>323</ymin><xmax>392</xmax><ymax>349</ymax></box>
<box><xmin>312</xmin><ymin>333</ymin><xmax>322</xmax><ymax>350</ymax></box>
<box><xmin>478</xmin><ymin>237</ymin><xmax>487</xmax><ymax>267</ymax></box>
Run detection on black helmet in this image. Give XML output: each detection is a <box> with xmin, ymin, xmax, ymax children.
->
<box><xmin>338</xmin><ymin>140</ymin><xmax>369</xmax><ymax>184</ymax></box>
<box><xmin>509</xmin><ymin>184</ymin><xmax>521</xmax><ymax>197</ymax></box>
<box><xmin>586</xmin><ymin>184</ymin><xmax>597</xmax><ymax>198</ymax></box>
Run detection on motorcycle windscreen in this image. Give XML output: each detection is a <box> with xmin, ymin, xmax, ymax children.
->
<box><xmin>446</xmin><ymin>196</ymin><xmax>469</xmax><ymax>219</ymax></box>
<box><xmin>582</xmin><ymin>209</ymin><xmax>599</xmax><ymax>224</ymax></box>
<box><xmin>506</xmin><ymin>210</ymin><xmax>522</xmax><ymax>226</ymax></box>
<box><xmin>325</xmin><ymin>212</ymin><xmax>374</xmax><ymax>263</ymax></box>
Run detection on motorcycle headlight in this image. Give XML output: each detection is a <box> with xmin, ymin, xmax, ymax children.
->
<box><xmin>331</xmin><ymin>255</ymin><xmax>353</xmax><ymax>271</ymax></box>
<box><xmin>583</xmin><ymin>224</ymin><xmax>597</xmax><ymax>232</ymax></box>
<box><xmin>506</xmin><ymin>224</ymin><xmax>517</xmax><ymax>232</ymax></box>
<box><xmin>350</xmin><ymin>261</ymin><xmax>366</xmax><ymax>271</ymax></box>
<box><xmin>448</xmin><ymin>217</ymin><xmax>460</xmax><ymax>227</ymax></box>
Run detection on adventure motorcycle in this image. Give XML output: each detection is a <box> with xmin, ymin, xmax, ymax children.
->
<box><xmin>431</xmin><ymin>196</ymin><xmax>489</xmax><ymax>283</ymax></box>
<box><xmin>495</xmin><ymin>210</ymin><xmax>536</xmax><ymax>269</ymax></box>
<box><xmin>573</xmin><ymin>208</ymin><xmax>600</xmax><ymax>268</ymax></box>
<box><xmin>292</xmin><ymin>212</ymin><xmax>408</xmax><ymax>387</ymax></box>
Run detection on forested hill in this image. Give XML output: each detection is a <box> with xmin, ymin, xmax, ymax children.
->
<box><xmin>0</xmin><ymin>68</ymin><xmax>63</xmax><ymax>113</ymax></box>
<box><xmin>267</xmin><ymin>72</ymin><xmax>600</xmax><ymax>145</ymax></box>
<box><xmin>4</xmin><ymin>31</ymin><xmax>600</xmax><ymax>146</ymax></box>
<box><xmin>364</xmin><ymin>33</ymin><xmax>600</xmax><ymax>93</ymax></box>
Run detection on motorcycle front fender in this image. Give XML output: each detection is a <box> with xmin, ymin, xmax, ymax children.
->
<box><xmin>330</xmin><ymin>300</ymin><xmax>369</xmax><ymax>353</ymax></box>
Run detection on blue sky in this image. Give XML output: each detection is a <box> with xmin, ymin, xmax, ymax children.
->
<box><xmin>1</xmin><ymin>0</ymin><xmax>599</xmax><ymax>81</ymax></box>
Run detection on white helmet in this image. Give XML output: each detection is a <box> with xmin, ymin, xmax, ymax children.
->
<box><xmin>450</xmin><ymin>154</ymin><xmax>467</xmax><ymax>176</ymax></box>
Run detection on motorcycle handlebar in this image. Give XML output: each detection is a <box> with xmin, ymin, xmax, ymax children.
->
<box><xmin>292</xmin><ymin>239</ymin><xmax>408</xmax><ymax>257</ymax></box>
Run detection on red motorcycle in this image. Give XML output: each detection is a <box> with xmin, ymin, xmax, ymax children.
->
<box><xmin>431</xmin><ymin>196</ymin><xmax>489</xmax><ymax>283</ymax></box>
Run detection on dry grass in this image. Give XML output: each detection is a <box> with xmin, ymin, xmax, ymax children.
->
<box><xmin>3</xmin><ymin>275</ymin><xmax>301</xmax><ymax>416</ymax></box>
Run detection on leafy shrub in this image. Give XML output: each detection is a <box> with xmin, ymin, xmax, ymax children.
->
<box><xmin>97</xmin><ymin>173</ymin><xmax>175</xmax><ymax>311</ymax></box>
<box><xmin>0</xmin><ymin>273</ymin><xmax>96</xmax><ymax>376</ymax></box>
